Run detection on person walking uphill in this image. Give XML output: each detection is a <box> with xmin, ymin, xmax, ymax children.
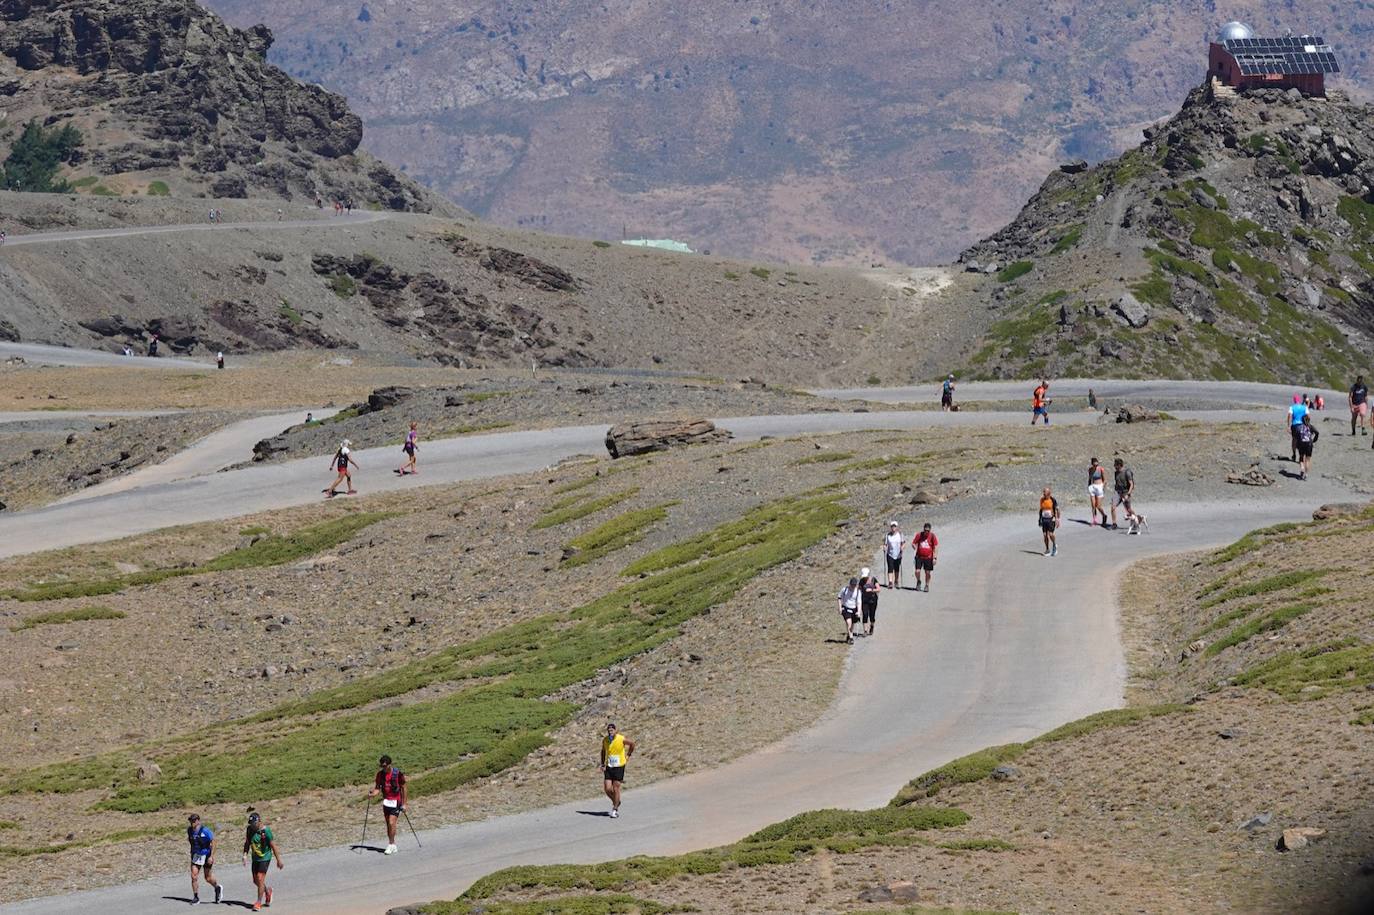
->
<box><xmin>326</xmin><ymin>440</ymin><xmax>359</xmax><ymax>497</ymax></box>
<box><xmin>242</xmin><ymin>810</ymin><xmax>282</xmax><ymax>912</ymax></box>
<box><xmin>1087</xmin><ymin>457</ymin><xmax>1109</xmax><ymax>528</ymax></box>
<box><xmin>1038</xmin><ymin>487</ymin><xmax>1061</xmax><ymax>557</ymax></box>
<box><xmin>1350</xmin><ymin>375</ymin><xmax>1369</xmax><ymax>438</ymax></box>
<box><xmin>912</xmin><ymin>523</ymin><xmax>938</xmax><ymax>592</ymax></box>
<box><xmin>1032</xmin><ymin>380</ymin><xmax>1050</xmax><ymax>425</ymax></box>
<box><xmin>600</xmin><ymin>723</ymin><xmax>636</xmax><ymax>818</ymax></box>
<box><xmin>838</xmin><ymin>576</ymin><xmax>861</xmax><ymax>643</ymax></box>
<box><xmin>398</xmin><ymin>422</ymin><xmax>419</xmax><ymax>476</ymax></box>
<box><xmin>1287</xmin><ymin>394</ymin><xmax>1309</xmax><ymax>463</ymax></box>
<box><xmin>1111</xmin><ymin>458</ymin><xmax>1136</xmax><ymax>531</ymax></box>
<box><xmin>368</xmin><ymin>755</ymin><xmax>408</xmax><ymax>855</ymax></box>
<box><xmin>1296</xmin><ymin>413</ymin><xmax>1320</xmax><ymax>480</ymax></box>
<box><xmin>883</xmin><ymin>521</ymin><xmax>904</xmax><ymax>589</ymax></box>
<box><xmin>859</xmin><ymin>567</ymin><xmax>880</xmax><ymax>636</ymax></box>
<box><xmin>941</xmin><ymin>374</ymin><xmax>956</xmax><ymax>411</ymax></box>
<box><xmin>187</xmin><ymin>813</ymin><xmax>223</xmax><ymax>905</ymax></box>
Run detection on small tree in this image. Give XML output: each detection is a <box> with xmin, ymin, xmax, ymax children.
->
<box><xmin>1</xmin><ymin>120</ymin><xmax>83</xmax><ymax>192</ymax></box>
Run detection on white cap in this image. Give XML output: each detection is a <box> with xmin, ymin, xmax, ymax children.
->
<box><xmin>861</xmin><ymin>567</ymin><xmax>871</xmax><ymax>578</ymax></box>
<box><xmin>889</xmin><ymin>520</ymin><xmax>899</xmax><ymax>527</ymax></box>
<box><xmin>341</xmin><ymin>439</ymin><xmax>352</xmax><ymax>448</ymax></box>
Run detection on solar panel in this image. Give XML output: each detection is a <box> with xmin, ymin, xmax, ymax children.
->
<box><xmin>1227</xmin><ymin>43</ymin><xmax>1341</xmax><ymax>75</ymax></box>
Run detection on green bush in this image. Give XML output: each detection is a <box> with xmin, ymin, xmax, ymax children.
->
<box><xmin>330</xmin><ymin>274</ymin><xmax>357</xmax><ymax>298</ymax></box>
<box><xmin>562</xmin><ymin>503</ymin><xmax>676</xmax><ymax>568</ymax></box>
<box><xmin>1050</xmin><ymin>226</ymin><xmax>1083</xmax><ymax>255</ymax></box>
<box><xmin>278</xmin><ymin>303</ymin><xmax>303</xmax><ymax>326</ymax></box>
<box><xmin>146</xmin><ymin>180</ymin><xmax>170</xmax><ymax>197</ymax></box>
<box><xmin>90</xmin><ymin>185</ymin><xmax>118</xmax><ymax>197</ymax></box>
<box><xmin>750</xmin><ymin>266</ymin><xmax>771</xmax><ymax>280</ymax></box>
<box><xmin>10</xmin><ymin>606</ymin><xmax>125</xmax><ymax>631</ymax></box>
<box><xmin>592</xmin><ymin>240</ymin><xmax>612</xmax><ymax>248</ymax></box>
<box><xmin>0</xmin><ymin>120</ymin><xmax>82</xmax><ymax>192</ymax></box>
<box><xmin>533</xmin><ymin>489</ymin><xmax>638</xmax><ymax>530</ymax></box>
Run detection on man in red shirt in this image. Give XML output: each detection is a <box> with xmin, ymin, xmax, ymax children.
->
<box><xmin>911</xmin><ymin>523</ymin><xmax>939</xmax><ymax>592</ymax></box>
<box><xmin>368</xmin><ymin>754</ymin><xmax>408</xmax><ymax>855</ymax></box>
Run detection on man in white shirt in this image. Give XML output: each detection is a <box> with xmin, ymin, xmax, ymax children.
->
<box><xmin>883</xmin><ymin>521</ymin><xmax>904</xmax><ymax>589</ymax></box>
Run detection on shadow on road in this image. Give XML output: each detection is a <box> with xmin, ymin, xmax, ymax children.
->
<box><xmin>349</xmin><ymin>843</ymin><xmax>387</xmax><ymax>854</ymax></box>
<box><xmin>576</xmin><ymin>810</ymin><xmax>613</xmax><ymax>818</ymax></box>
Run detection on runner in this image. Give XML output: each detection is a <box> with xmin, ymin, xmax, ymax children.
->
<box><xmin>911</xmin><ymin>523</ymin><xmax>938</xmax><ymax>592</ymax></box>
<box><xmin>941</xmin><ymin>374</ymin><xmax>956</xmax><ymax>412</ymax></box>
<box><xmin>398</xmin><ymin>422</ymin><xmax>419</xmax><ymax>475</ymax></box>
<box><xmin>1087</xmin><ymin>387</ymin><xmax>1097</xmax><ymax>410</ymax></box>
<box><xmin>325</xmin><ymin>440</ymin><xmax>359</xmax><ymax>497</ymax></box>
<box><xmin>187</xmin><ymin>813</ymin><xmax>223</xmax><ymax>905</ymax></box>
<box><xmin>241</xmin><ymin>810</ymin><xmax>282</xmax><ymax>912</ymax></box>
<box><xmin>858</xmin><ymin>566</ymin><xmax>880</xmax><ymax>636</ymax></box>
<box><xmin>600</xmin><ymin>723</ymin><xmax>636</xmax><ymax>818</ymax></box>
<box><xmin>1086</xmin><ymin>457</ymin><xmax>1110</xmax><ymax>528</ymax></box>
<box><xmin>838</xmin><ymin>576</ymin><xmax>861</xmax><ymax>643</ymax></box>
<box><xmin>148</xmin><ymin>333</ymin><xmax>159</xmax><ymax>358</ymax></box>
<box><xmin>1032</xmin><ymin>380</ymin><xmax>1050</xmax><ymax>425</ymax></box>
<box><xmin>1296</xmin><ymin>413</ymin><xmax>1320</xmax><ymax>480</ymax></box>
<box><xmin>1350</xmin><ymin>375</ymin><xmax>1369</xmax><ymax>438</ymax></box>
<box><xmin>1110</xmin><ymin>458</ymin><xmax>1136</xmax><ymax>531</ymax></box>
<box><xmin>1287</xmin><ymin>394</ymin><xmax>1308</xmax><ymax>463</ymax></box>
<box><xmin>883</xmin><ymin>521</ymin><xmax>904</xmax><ymax>589</ymax></box>
<box><xmin>367</xmin><ymin>755</ymin><xmax>408</xmax><ymax>855</ymax></box>
<box><xmin>216</xmin><ymin>351</ymin><xmax>225</xmax><ymax>370</ymax></box>
<box><xmin>1038</xmin><ymin>487</ymin><xmax>1060</xmax><ymax>557</ymax></box>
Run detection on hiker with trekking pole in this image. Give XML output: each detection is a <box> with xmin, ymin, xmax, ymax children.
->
<box><xmin>367</xmin><ymin>754</ymin><xmax>420</xmax><ymax>854</ymax></box>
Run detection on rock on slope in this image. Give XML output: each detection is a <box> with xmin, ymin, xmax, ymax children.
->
<box><xmin>956</xmin><ymin>85</ymin><xmax>1374</xmax><ymax>386</ymax></box>
<box><xmin>0</xmin><ymin>0</ymin><xmax>450</xmax><ymax>211</ymax></box>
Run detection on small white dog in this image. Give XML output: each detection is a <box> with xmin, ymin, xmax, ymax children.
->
<box><xmin>1127</xmin><ymin>513</ymin><xmax>1149</xmax><ymax>535</ymax></box>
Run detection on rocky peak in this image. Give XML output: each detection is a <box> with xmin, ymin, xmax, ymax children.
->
<box><xmin>0</xmin><ymin>0</ymin><xmax>450</xmax><ymax>210</ymax></box>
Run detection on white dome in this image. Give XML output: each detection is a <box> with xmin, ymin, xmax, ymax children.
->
<box><xmin>1218</xmin><ymin>21</ymin><xmax>1254</xmax><ymax>42</ymax></box>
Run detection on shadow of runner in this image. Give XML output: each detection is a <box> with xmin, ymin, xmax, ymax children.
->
<box><xmin>576</xmin><ymin>810</ymin><xmax>613</xmax><ymax>817</ymax></box>
<box><xmin>350</xmin><ymin>843</ymin><xmax>388</xmax><ymax>854</ymax></box>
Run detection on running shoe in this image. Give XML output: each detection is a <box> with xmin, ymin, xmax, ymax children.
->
<box><xmin>1043</xmin><ymin>550</ymin><xmax>1051</xmax><ymax>557</ymax></box>
<box><xmin>610</xmin><ymin>809</ymin><xmax>619</xmax><ymax>818</ymax></box>
<box><xmin>265</xmin><ymin>887</ymin><xmax>273</xmax><ymax>907</ymax></box>
<box><xmin>385</xmin><ymin>844</ymin><xmax>397</xmax><ymax>855</ymax></box>
<box><xmin>252</xmin><ymin>906</ymin><xmax>261</xmax><ymax>913</ymax></box>
<box><xmin>1051</xmin><ymin>545</ymin><xmax>1058</xmax><ymax>556</ymax></box>
<box><xmin>214</xmin><ymin>885</ymin><xmax>223</xmax><ymax>904</ymax></box>
<box><xmin>191</xmin><ymin>897</ymin><xmax>200</xmax><ymax>906</ymax></box>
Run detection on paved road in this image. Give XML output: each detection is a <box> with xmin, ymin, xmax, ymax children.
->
<box><xmin>0</xmin><ymin>341</ymin><xmax>210</xmax><ymax>370</ymax></box>
<box><xmin>817</xmin><ymin>378</ymin><xmax>1345</xmax><ymax>407</ymax></box>
<box><xmin>0</xmin><ymin>211</ymin><xmax>387</xmax><ymax>249</ymax></box>
<box><xmin>0</xmin><ymin>407</ymin><xmax>1265</xmax><ymax>560</ymax></box>
<box><xmin>1</xmin><ymin>499</ymin><xmax>1325</xmax><ymax>915</ymax></box>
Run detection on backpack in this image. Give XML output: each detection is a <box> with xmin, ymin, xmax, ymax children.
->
<box><xmin>1297</xmin><ymin>424</ymin><xmax>1317</xmax><ymax>445</ymax></box>
<box><xmin>381</xmin><ymin>766</ymin><xmax>404</xmax><ymax>798</ymax></box>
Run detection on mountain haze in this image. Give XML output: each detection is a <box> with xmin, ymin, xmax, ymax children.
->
<box><xmin>207</xmin><ymin>0</ymin><xmax>1374</xmax><ymax>265</ymax></box>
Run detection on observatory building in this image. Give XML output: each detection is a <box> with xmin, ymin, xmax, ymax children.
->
<box><xmin>1208</xmin><ymin>21</ymin><xmax>1340</xmax><ymax>96</ymax></box>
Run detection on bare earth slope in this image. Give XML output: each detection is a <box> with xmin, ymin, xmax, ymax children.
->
<box><xmin>207</xmin><ymin>0</ymin><xmax>1374</xmax><ymax>266</ymax></box>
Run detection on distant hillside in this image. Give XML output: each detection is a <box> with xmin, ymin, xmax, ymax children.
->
<box><xmin>206</xmin><ymin>0</ymin><xmax>1374</xmax><ymax>266</ymax></box>
<box><xmin>0</xmin><ymin>0</ymin><xmax>452</xmax><ymax>212</ymax></box>
<box><xmin>951</xmin><ymin>85</ymin><xmax>1374</xmax><ymax>387</ymax></box>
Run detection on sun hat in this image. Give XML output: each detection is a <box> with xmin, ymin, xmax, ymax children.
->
<box><xmin>860</xmin><ymin>566</ymin><xmax>871</xmax><ymax>578</ymax></box>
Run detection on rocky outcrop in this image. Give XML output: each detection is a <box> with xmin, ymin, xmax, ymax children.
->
<box><xmin>1115</xmin><ymin>404</ymin><xmax>1163</xmax><ymax>423</ymax></box>
<box><xmin>604</xmin><ymin>419</ymin><xmax>731</xmax><ymax>458</ymax></box>
<box><xmin>0</xmin><ymin>0</ymin><xmax>449</xmax><ymax>211</ymax></box>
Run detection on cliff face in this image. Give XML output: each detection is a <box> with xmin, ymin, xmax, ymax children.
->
<box><xmin>953</xmin><ymin>85</ymin><xmax>1374</xmax><ymax>386</ymax></box>
<box><xmin>0</xmin><ymin>0</ymin><xmax>449</xmax><ymax>211</ymax></box>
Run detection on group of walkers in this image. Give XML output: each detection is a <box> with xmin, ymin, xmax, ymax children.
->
<box><xmin>323</xmin><ymin>422</ymin><xmax>420</xmax><ymax>497</ymax></box>
<box><xmin>840</xmin><ymin>521</ymin><xmax>939</xmax><ymax>642</ymax></box>
<box><xmin>183</xmin><ymin>809</ymin><xmax>281</xmax><ymax>910</ymax></box>
<box><xmin>332</xmin><ymin>198</ymin><xmax>356</xmax><ymax>215</ymax></box>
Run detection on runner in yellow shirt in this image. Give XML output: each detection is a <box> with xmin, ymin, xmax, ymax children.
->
<box><xmin>600</xmin><ymin>722</ymin><xmax>637</xmax><ymax>819</ymax></box>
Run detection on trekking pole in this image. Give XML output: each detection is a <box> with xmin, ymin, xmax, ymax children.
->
<box><xmin>401</xmin><ymin>807</ymin><xmax>422</xmax><ymax>849</ymax></box>
<box><xmin>360</xmin><ymin>797</ymin><xmax>371</xmax><ymax>845</ymax></box>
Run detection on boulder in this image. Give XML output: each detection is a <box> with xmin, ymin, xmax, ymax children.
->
<box><xmin>604</xmin><ymin>419</ymin><xmax>731</xmax><ymax>458</ymax></box>
<box><xmin>252</xmin><ymin>435</ymin><xmax>291</xmax><ymax>462</ymax></box>
<box><xmin>856</xmin><ymin>881</ymin><xmax>921</xmax><ymax>904</ymax></box>
<box><xmin>1227</xmin><ymin>465</ymin><xmax>1274</xmax><ymax>486</ymax></box>
<box><xmin>136</xmin><ymin>762</ymin><xmax>162</xmax><ymax>782</ymax></box>
<box><xmin>991</xmin><ymin>764</ymin><xmax>1020</xmax><ymax>781</ymax></box>
<box><xmin>1116</xmin><ymin>404</ymin><xmax>1162</xmax><ymax>423</ymax></box>
<box><xmin>1313</xmin><ymin>502</ymin><xmax>1367</xmax><ymax>521</ymax></box>
<box><xmin>1277</xmin><ymin>827</ymin><xmax>1326</xmax><ymax>851</ymax></box>
<box><xmin>1111</xmin><ymin>292</ymin><xmax>1150</xmax><ymax>328</ymax></box>
<box><xmin>366</xmin><ymin>386</ymin><xmax>414</xmax><ymax>411</ymax></box>
<box><xmin>1240</xmin><ymin>813</ymin><xmax>1272</xmax><ymax>831</ymax></box>
<box><xmin>909</xmin><ymin>487</ymin><xmax>948</xmax><ymax>506</ymax></box>
<box><xmin>1059</xmin><ymin>159</ymin><xmax>1089</xmax><ymax>174</ymax></box>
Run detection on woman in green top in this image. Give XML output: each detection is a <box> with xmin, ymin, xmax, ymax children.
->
<box><xmin>242</xmin><ymin>810</ymin><xmax>283</xmax><ymax>912</ymax></box>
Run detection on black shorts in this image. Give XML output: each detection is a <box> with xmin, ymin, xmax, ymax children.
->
<box><xmin>885</xmin><ymin>555</ymin><xmax>901</xmax><ymax>575</ymax></box>
<box><xmin>1040</xmin><ymin>516</ymin><xmax>1057</xmax><ymax>532</ymax></box>
<box><xmin>251</xmin><ymin>860</ymin><xmax>271</xmax><ymax>874</ymax></box>
<box><xmin>382</xmin><ymin>803</ymin><xmax>404</xmax><ymax>817</ymax></box>
<box><xmin>403</xmin><ymin>443</ymin><xmax>415</xmax><ymax>455</ymax></box>
<box><xmin>1297</xmin><ymin>442</ymin><xmax>1314</xmax><ymax>458</ymax></box>
<box><xmin>914</xmin><ymin>556</ymin><xmax>934</xmax><ymax>572</ymax></box>
<box><xmin>841</xmin><ymin>608</ymin><xmax>859</xmax><ymax>623</ymax></box>
<box><xmin>941</xmin><ymin>391</ymin><xmax>952</xmax><ymax>406</ymax></box>
<box><xmin>604</xmin><ymin>766</ymin><xmax>625</xmax><ymax>783</ymax></box>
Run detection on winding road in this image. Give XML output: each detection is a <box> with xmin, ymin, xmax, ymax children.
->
<box><xmin>0</xmin><ymin>378</ymin><xmax>1356</xmax><ymax>914</ymax></box>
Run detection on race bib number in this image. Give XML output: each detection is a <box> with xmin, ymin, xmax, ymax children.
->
<box><xmin>1041</xmin><ymin>510</ymin><xmax>1053</xmax><ymax>519</ymax></box>
<box><xmin>606</xmin><ymin>754</ymin><xmax>623</xmax><ymax>767</ymax></box>
<box><xmin>382</xmin><ymin>798</ymin><xmax>398</xmax><ymax>808</ymax></box>
<box><xmin>192</xmin><ymin>853</ymin><xmax>208</xmax><ymax>866</ymax></box>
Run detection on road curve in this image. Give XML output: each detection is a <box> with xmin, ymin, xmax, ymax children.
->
<box><xmin>0</xmin><ymin>407</ymin><xmax>1266</xmax><ymax>560</ymax></box>
<box><xmin>0</xmin><ymin>499</ymin><xmax>1324</xmax><ymax>915</ymax></box>
<box><xmin>816</xmin><ymin>378</ymin><xmax>1344</xmax><ymax>407</ymax></box>
<box><xmin>0</xmin><ymin>210</ymin><xmax>388</xmax><ymax>248</ymax></box>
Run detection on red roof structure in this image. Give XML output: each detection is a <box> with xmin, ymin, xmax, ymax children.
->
<box><xmin>1208</xmin><ymin>22</ymin><xmax>1340</xmax><ymax>97</ymax></box>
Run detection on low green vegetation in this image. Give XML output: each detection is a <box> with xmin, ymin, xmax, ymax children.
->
<box><xmin>533</xmin><ymin>489</ymin><xmax>639</xmax><ymax>530</ymax></box>
<box><xmin>592</xmin><ymin>240</ymin><xmax>612</xmax><ymax>248</ymax></box>
<box><xmin>321</xmin><ymin>405</ymin><xmax>363</xmax><ymax>425</ymax></box>
<box><xmin>890</xmin><ymin>705</ymin><xmax>1185</xmax><ymax>804</ymax></box>
<box><xmin>238</xmin><ymin>525</ymin><xmax>271</xmax><ymax>537</ymax></box>
<box><xmin>89</xmin><ymin>184</ymin><xmax>118</xmax><ymax>197</ymax></box>
<box><xmin>1049</xmin><ymin>225</ymin><xmax>1083</xmax><ymax>255</ymax></box>
<box><xmin>433</xmin><ymin>804</ymin><xmax>968</xmax><ymax>913</ymax></box>
<box><xmin>723</xmin><ymin>271</ymin><xmax>740</xmax><ymax>280</ymax></box>
<box><xmin>6</xmin><ymin>494</ymin><xmax>848</xmax><ymax>813</ymax></box>
<box><xmin>1235</xmin><ymin>640</ymin><xmax>1374</xmax><ymax>700</ymax></box>
<box><xmin>749</xmin><ymin>266</ymin><xmax>771</xmax><ymax>280</ymax></box>
<box><xmin>329</xmin><ymin>274</ymin><xmax>357</xmax><ymax>298</ymax></box>
<box><xmin>10</xmin><ymin>606</ymin><xmax>125</xmax><ymax>631</ymax></box>
<box><xmin>552</xmin><ymin>476</ymin><xmax>599</xmax><ymax>495</ymax></box>
<box><xmin>1204</xmin><ymin>603</ymin><xmax>1318</xmax><ymax>657</ymax></box>
<box><xmin>70</xmin><ymin>175</ymin><xmax>99</xmax><ymax>189</ymax></box>
<box><xmin>278</xmin><ymin>303</ymin><xmax>303</xmax><ymax>325</ymax></box>
<box><xmin>146</xmin><ymin>180</ymin><xmax>170</xmax><ymax>197</ymax></box>
<box><xmin>562</xmin><ymin>503</ymin><xmax>677</xmax><ymax>568</ymax></box>
<box><xmin>1198</xmin><ymin>569</ymin><xmax>1328</xmax><ymax>610</ymax></box>
<box><xmin>6</xmin><ymin>513</ymin><xmax>392</xmax><ymax>602</ymax></box>
<box><xmin>424</xmin><ymin>898</ymin><xmax>689</xmax><ymax>915</ymax></box>
<box><xmin>996</xmin><ymin>260</ymin><xmax>1033</xmax><ymax>283</ymax></box>
<box><xmin>792</xmin><ymin>450</ymin><xmax>855</xmax><ymax>466</ymax></box>
<box><xmin>1338</xmin><ymin>195</ymin><xmax>1374</xmax><ymax>240</ymax></box>
<box><xmin>0</xmin><ymin>825</ymin><xmax>176</xmax><ymax>858</ymax></box>
<box><xmin>436</xmin><ymin>422</ymin><xmax>513</xmax><ymax>438</ymax></box>
<box><xmin>0</xmin><ymin>120</ymin><xmax>82</xmax><ymax>193</ymax></box>
<box><xmin>1209</xmin><ymin>522</ymin><xmax>1304</xmax><ymax>565</ymax></box>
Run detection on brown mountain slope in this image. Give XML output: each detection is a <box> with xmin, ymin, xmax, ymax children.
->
<box><xmin>206</xmin><ymin>0</ymin><xmax>1374</xmax><ymax>265</ymax></box>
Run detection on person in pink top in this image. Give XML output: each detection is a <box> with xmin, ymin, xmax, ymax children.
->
<box><xmin>398</xmin><ymin>422</ymin><xmax>419</xmax><ymax>475</ymax></box>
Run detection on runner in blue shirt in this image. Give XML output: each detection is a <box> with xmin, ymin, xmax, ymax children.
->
<box><xmin>1287</xmin><ymin>394</ymin><xmax>1308</xmax><ymax>463</ymax></box>
<box><xmin>187</xmin><ymin>813</ymin><xmax>223</xmax><ymax>904</ymax></box>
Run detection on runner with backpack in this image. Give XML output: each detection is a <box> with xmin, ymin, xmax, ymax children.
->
<box><xmin>397</xmin><ymin>422</ymin><xmax>419</xmax><ymax>476</ymax></box>
<box><xmin>911</xmin><ymin>523</ymin><xmax>939</xmax><ymax>592</ymax></box>
<box><xmin>1296</xmin><ymin>413</ymin><xmax>1320</xmax><ymax>481</ymax></box>
<box><xmin>325</xmin><ymin>440</ymin><xmax>359</xmax><ymax>497</ymax></box>
<box><xmin>368</xmin><ymin>755</ymin><xmax>408</xmax><ymax>855</ymax></box>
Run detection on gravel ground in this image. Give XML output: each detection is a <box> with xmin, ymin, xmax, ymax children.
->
<box><xmin>1</xmin><ymin>411</ymin><xmax>1371</xmax><ymax>901</ymax></box>
<box><xmin>0</xmin><ymin>410</ymin><xmax>240</xmax><ymax>510</ymax></box>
